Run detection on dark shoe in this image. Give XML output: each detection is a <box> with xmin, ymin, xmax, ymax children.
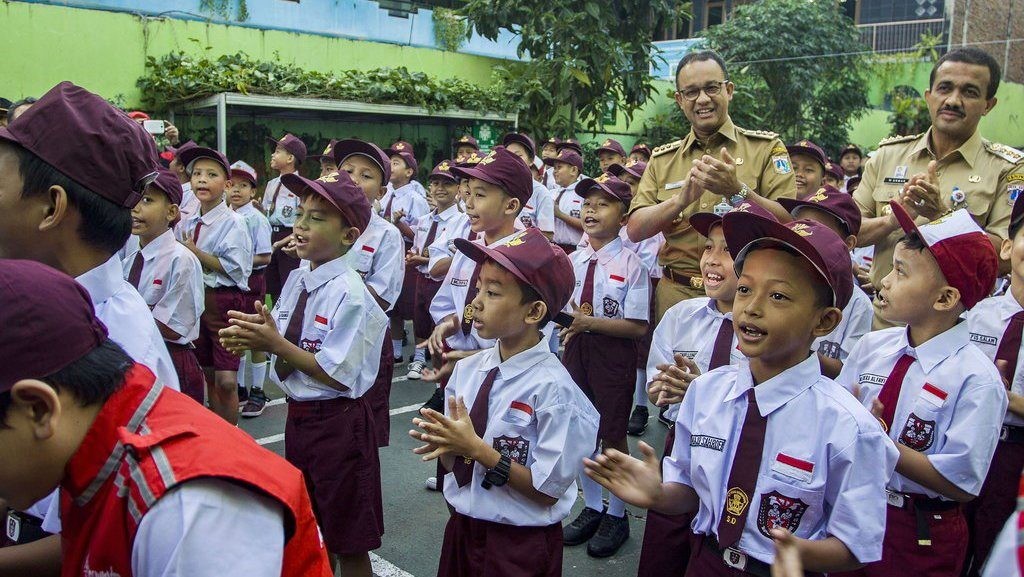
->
<box><xmin>563</xmin><ymin>506</ymin><xmax>605</xmax><ymax>546</ymax></box>
<box><xmin>627</xmin><ymin>405</ymin><xmax>649</xmax><ymax>436</ymax></box>
<box><xmin>586</xmin><ymin>513</ymin><xmax>629</xmax><ymax>557</ymax></box>
<box><xmin>237</xmin><ymin>385</ymin><xmax>249</xmax><ymax>409</ymax></box>
<box><xmin>422</xmin><ymin>387</ymin><xmax>445</xmax><ymax>414</ymax></box>
<box><xmin>241</xmin><ymin>388</ymin><xmax>268</xmax><ymax>418</ymax></box>
<box><xmin>658</xmin><ymin>406</ymin><xmax>673</xmax><ymax>427</ymax></box>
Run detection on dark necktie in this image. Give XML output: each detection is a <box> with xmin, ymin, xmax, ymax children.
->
<box><xmin>995</xmin><ymin>312</ymin><xmax>1024</xmax><ymax>388</ymax></box>
<box><xmin>709</xmin><ymin>318</ymin><xmax>734</xmax><ymax>370</ymax></box>
<box><xmin>127</xmin><ymin>252</ymin><xmax>144</xmax><ymax>289</ymax></box>
<box><xmin>468</xmin><ymin>230</ymin><xmax>479</xmax><ymax>241</ymax></box>
<box><xmin>267</xmin><ymin>181</ymin><xmax>283</xmax><ymax>219</ymax></box>
<box><xmin>452</xmin><ymin>367</ymin><xmax>500</xmax><ymax>487</ymax></box>
<box><xmin>876</xmin><ymin>353</ymin><xmax>915</xmax><ymax>433</ymax></box>
<box><xmin>276</xmin><ymin>283</ymin><xmax>310</xmax><ymax>379</ymax></box>
<box><xmin>192</xmin><ymin>221</ymin><xmax>203</xmax><ymax>244</ymax></box>
<box><xmin>460</xmin><ymin>262</ymin><xmax>483</xmax><ymax>335</ymax></box>
<box><xmin>384</xmin><ymin>194</ymin><xmax>395</xmax><ymax>219</ymax></box>
<box><xmin>424</xmin><ymin>219</ymin><xmax>440</xmax><ymax>249</ymax></box>
<box><xmin>579</xmin><ymin>259</ymin><xmax>597</xmax><ymax>316</ymax></box>
<box><xmin>717</xmin><ymin>388</ymin><xmax>767</xmax><ymax>548</ymax></box>
<box><xmin>556</xmin><ymin>187</ymin><xmax>567</xmax><ymax>205</ymax></box>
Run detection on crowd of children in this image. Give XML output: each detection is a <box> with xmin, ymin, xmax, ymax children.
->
<box><xmin>0</xmin><ymin>45</ymin><xmax>1023</xmax><ymax>577</ymax></box>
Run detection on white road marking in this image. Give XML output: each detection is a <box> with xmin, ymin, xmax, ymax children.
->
<box><xmin>389</xmin><ymin>403</ymin><xmax>424</xmax><ymax>416</ymax></box>
<box><xmin>256</xmin><ymin>433</ymin><xmax>285</xmax><ymax>446</ymax></box>
<box><xmin>371</xmin><ymin>552</ymin><xmax>416</xmax><ymax>577</ymax></box>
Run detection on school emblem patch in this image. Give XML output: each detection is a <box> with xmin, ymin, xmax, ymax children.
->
<box><xmin>602</xmin><ymin>296</ymin><xmax>619</xmax><ymax>318</ymax></box>
<box><xmin>282</xmin><ymin>206</ymin><xmax>294</xmax><ymax>218</ymax></box>
<box><xmin>772</xmin><ymin>155</ymin><xmax>792</xmax><ymax>174</ymax></box>
<box><xmin>492</xmin><ymin>435</ymin><xmax>530</xmax><ymax>466</ymax></box>
<box><xmin>300</xmin><ymin>338</ymin><xmax>322</xmax><ymax>353</ymax></box>
<box><xmin>899</xmin><ymin>413</ymin><xmax>936</xmax><ymax>451</ymax></box>
<box><xmin>520</xmin><ymin>214</ymin><xmax>534</xmax><ymax>228</ymax></box>
<box><xmin>756</xmin><ymin>491</ymin><xmax>809</xmax><ymax>538</ymax></box>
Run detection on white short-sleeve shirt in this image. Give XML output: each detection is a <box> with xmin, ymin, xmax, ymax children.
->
<box><xmin>565</xmin><ymin>237</ymin><xmax>649</xmax><ymax>322</ymax></box>
<box><xmin>122</xmin><ymin>229</ymin><xmax>204</xmax><ymax>345</ymax></box>
<box><xmin>838</xmin><ymin>324</ymin><xmax>1007</xmax><ymax>498</ymax></box>
<box><xmin>271</xmin><ymin>256</ymin><xmax>387</xmax><ymax>400</ymax></box>
<box><xmin>174</xmin><ymin>182</ymin><xmax>199</xmax><ymax>238</ymax></box>
<box><xmin>380</xmin><ymin>182</ymin><xmax>431</xmax><ymax>243</ymax></box>
<box><xmin>665</xmin><ymin>354</ymin><xmax>899</xmax><ymax>564</ymax></box>
<box><xmin>261</xmin><ymin>176</ymin><xmax>302</xmax><ymax>228</ymax></box>
<box><xmin>426</xmin><ymin>211</ymin><xmax>473</xmax><ymax>273</ymax></box>
<box><xmin>442</xmin><ymin>337</ymin><xmax>600</xmax><ymax>526</ymax></box>
<box><xmin>552</xmin><ymin>180</ymin><xmax>584</xmax><ymax>246</ymax></box>
<box><xmin>813</xmin><ymin>284</ymin><xmax>873</xmax><ymax>361</ymax></box>
<box><xmin>412</xmin><ymin>205</ymin><xmax>463</xmax><ymax>277</ymax></box>
<box><xmin>234</xmin><ymin>203</ymin><xmax>273</xmax><ymax>269</ymax></box>
<box><xmin>579</xmin><ymin>228</ymin><xmax>666</xmax><ymax>279</ymax></box>
<box><xmin>982</xmin><ymin>508</ymin><xmax>1024</xmax><ymax>577</ymax></box>
<box><xmin>516</xmin><ymin>182</ymin><xmax>555</xmax><ymax>234</ymax></box>
<box><xmin>342</xmin><ymin>212</ymin><xmax>405</xmax><ymax>312</ymax></box>
<box><xmin>967</xmin><ymin>292</ymin><xmax>1024</xmax><ymax>425</ymax></box>
<box><xmin>180</xmin><ymin>202</ymin><xmax>253</xmax><ymax>290</ymax></box>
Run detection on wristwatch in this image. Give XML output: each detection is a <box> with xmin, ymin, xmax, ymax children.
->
<box><xmin>729</xmin><ymin>183</ymin><xmax>752</xmax><ymax>207</ymax></box>
<box><xmin>481</xmin><ymin>454</ymin><xmax>512</xmax><ymax>489</ymax></box>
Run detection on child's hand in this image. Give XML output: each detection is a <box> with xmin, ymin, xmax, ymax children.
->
<box><xmin>650</xmin><ymin>353</ymin><xmax>700</xmax><ymax>406</ymax></box>
<box><xmin>420</xmin><ymin>349</ymin><xmax>473</xmax><ymax>383</ymax></box>
<box><xmin>220</xmin><ymin>302</ymin><xmax>282</xmax><ymax>355</ymax></box>
<box><xmin>869</xmin><ymin>397</ymin><xmax>884</xmax><ymax>420</ymax></box>
<box><xmin>410</xmin><ymin>410</ymin><xmax>445</xmax><ymax>460</ymax></box>
<box><xmin>392</xmin><ymin>209</ymin><xmax>406</xmax><ymax>223</ymax></box>
<box><xmin>179</xmin><ymin>236</ymin><xmax>198</xmax><ymax>253</ymax></box>
<box><xmin>770</xmin><ymin>528</ymin><xmax>804</xmax><ymax>577</ymax></box>
<box><xmin>164</xmin><ymin>121</ymin><xmax>180</xmax><ymax>146</ymax></box>
<box><xmin>583</xmin><ymin>442</ymin><xmax>664</xmax><ymax>509</ymax></box>
<box><xmin>426</xmin><ymin>316</ymin><xmax>458</xmax><ymax>357</ymax></box>
<box><xmin>558</xmin><ymin>302</ymin><xmax>592</xmax><ymax>346</ymax></box>
<box><xmin>996</xmin><ymin>359</ymin><xmax>1013</xmax><ymax>389</ymax></box>
<box><xmin>411</xmin><ymin>396</ymin><xmax>486</xmax><ymax>462</ymax></box>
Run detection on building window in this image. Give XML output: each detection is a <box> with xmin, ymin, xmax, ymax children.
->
<box><xmin>705</xmin><ymin>1</ymin><xmax>726</xmax><ymax>28</ymax></box>
<box><xmin>840</xmin><ymin>0</ymin><xmax>859</xmax><ymax>22</ymax></box>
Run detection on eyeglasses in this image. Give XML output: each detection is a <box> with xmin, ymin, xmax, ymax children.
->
<box><xmin>676</xmin><ymin>81</ymin><xmax>728</xmax><ymax>102</ymax></box>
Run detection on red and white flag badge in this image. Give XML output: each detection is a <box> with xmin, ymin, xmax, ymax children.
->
<box><xmin>153</xmin><ymin>279</ymin><xmax>163</xmax><ymax>285</ymax></box>
<box><xmin>501</xmin><ymin>400</ymin><xmax>534</xmax><ymax>426</ymax></box>
<box><xmin>361</xmin><ymin>245</ymin><xmax>375</xmax><ymax>253</ymax></box>
<box><xmin>314</xmin><ymin>314</ymin><xmax>329</xmax><ymax>331</ymax></box>
<box><xmin>920</xmin><ymin>383</ymin><xmax>948</xmax><ymax>407</ymax></box>
<box><xmin>609</xmin><ymin>274</ymin><xmax>626</xmax><ymax>284</ymax></box>
<box><xmin>771</xmin><ymin>453</ymin><xmax>814</xmax><ymax>483</ymax></box>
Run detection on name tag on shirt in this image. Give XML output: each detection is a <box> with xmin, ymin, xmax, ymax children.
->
<box><xmin>970</xmin><ymin>333</ymin><xmax>998</xmax><ymax>346</ymax></box>
<box><xmin>771</xmin><ymin>453</ymin><xmax>815</xmax><ymax>483</ymax></box>
<box><xmin>502</xmin><ymin>401</ymin><xmax>534</xmax><ymax>426</ymax></box>
<box><xmin>858</xmin><ymin>373</ymin><xmax>887</xmax><ymax>386</ymax></box>
<box><xmin>665</xmin><ymin>180</ymin><xmax>685</xmax><ymax>190</ymax></box>
<box><xmin>920</xmin><ymin>383</ymin><xmax>949</xmax><ymax>408</ymax></box>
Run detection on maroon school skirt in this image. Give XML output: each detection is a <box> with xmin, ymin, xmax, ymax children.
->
<box><xmin>285</xmin><ymin>395</ymin><xmax>383</xmax><ymax>556</ymax></box>
<box><xmin>562</xmin><ymin>332</ymin><xmax>638</xmax><ymax>441</ymax></box>
<box><xmin>367</xmin><ymin>330</ymin><xmax>394</xmax><ymax>447</ymax></box>
<box><xmin>390</xmin><ymin>263</ymin><xmax>419</xmax><ymax>320</ymax></box>
<box><xmin>965</xmin><ymin>438</ymin><xmax>1024</xmax><ymax>576</ymax></box>
<box><xmin>194</xmin><ymin>287</ymin><xmax>246</xmax><ymax>371</ymax></box>
<box><xmin>167</xmin><ymin>342</ymin><xmax>205</xmax><ymax>404</ymax></box>
<box><xmin>414</xmin><ymin>275</ymin><xmax>443</xmax><ymax>340</ymax></box>
<box><xmin>437</xmin><ymin>511</ymin><xmax>563</xmax><ymax>577</ymax></box>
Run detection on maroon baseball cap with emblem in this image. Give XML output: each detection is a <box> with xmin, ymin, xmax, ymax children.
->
<box><xmin>630</xmin><ymin>143</ymin><xmax>652</xmax><ymax>158</ymax></box>
<box><xmin>779</xmin><ymin>184</ymin><xmax>862</xmax><ymax>236</ymax></box>
<box><xmin>556</xmin><ymin>138</ymin><xmax>583</xmax><ymax>156</ymax></box>
<box><xmin>282</xmin><ymin>171</ymin><xmax>372</xmax><ymax>233</ymax></box>
<box><xmin>786</xmin><ymin>140</ymin><xmax>828</xmax><ymax>170</ymax></box>
<box><xmin>690</xmin><ymin>200</ymin><xmax>779</xmax><ymax>239</ymax></box>
<box><xmin>151</xmin><ymin>167</ymin><xmax>184</xmax><ymax>206</ymax></box>
<box><xmin>429</xmin><ymin>160</ymin><xmax>458</xmax><ymax>184</ymax></box>
<box><xmin>177</xmin><ymin>145</ymin><xmax>231</xmax><ymax>177</ymax></box>
<box><xmin>453</xmin><ymin>135</ymin><xmax>480</xmax><ymax>151</ymax></box>
<box><xmin>596</xmin><ymin>138</ymin><xmax>626</xmax><ymax>157</ymax></box>
<box><xmin>450</xmin><ymin>146</ymin><xmax>533</xmax><ymax>206</ymax></box>
<box><xmin>386</xmin><ymin>140</ymin><xmax>416</xmax><ymax>156</ymax></box>
<box><xmin>839</xmin><ymin>143</ymin><xmax>863</xmax><ymax>158</ymax></box>
<box><xmin>0</xmin><ymin>259</ymin><xmax>109</xmax><ymax>393</ymax></box>
<box><xmin>609</xmin><ymin>160</ymin><xmax>647</xmax><ymax>180</ymax></box>
<box><xmin>576</xmin><ymin>173</ymin><xmax>633</xmax><ymax>207</ymax></box>
<box><xmin>308</xmin><ymin>139</ymin><xmax>339</xmax><ymax>162</ymax></box>
<box><xmin>0</xmin><ymin>81</ymin><xmax>160</xmax><ymax>209</ymax></box>
<box><xmin>167</xmin><ymin>140</ymin><xmax>197</xmax><ymax>160</ymax></box>
<box><xmin>543</xmin><ymin>148</ymin><xmax>583</xmax><ymax>171</ymax></box>
<box><xmin>824</xmin><ymin>161</ymin><xmax>844</xmax><ymax>182</ymax></box>
<box><xmin>454</xmin><ymin>227</ymin><xmax>574</xmax><ymax>322</ymax></box>
<box><xmin>386</xmin><ymin>142</ymin><xmax>418</xmax><ymax>173</ymax></box>
<box><xmin>542</xmin><ymin>137</ymin><xmax>562</xmax><ymax>149</ymax></box>
<box><xmin>502</xmin><ymin>132</ymin><xmax>537</xmax><ymax>159</ymax></box>
<box><xmin>266</xmin><ymin>133</ymin><xmax>307</xmax><ymax>165</ymax></box>
<box><xmin>723</xmin><ymin>212</ymin><xmax>854</xmax><ymax>310</ymax></box>
<box><xmin>332</xmin><ymin>139</ymin><xmax>392</xmax><ymax>185</ymax></box>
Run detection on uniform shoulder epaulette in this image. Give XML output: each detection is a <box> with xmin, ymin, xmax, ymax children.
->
<box><xmin>877</xmin><ymin>134</ymin><xmax>919</xmax><ymax>147</ymax></box>
<box><xmin>983</xmin><ymin>140</ymin><xmax>1024</xmax><ymax>164</ymax></box>
<box><xmin>651</xmin><ymin>140</ymin><xmax>683</xmax><ymax>158</ymax></box>
<box><xmin>736</xmin><ymin>127</ymin><xmax>779</xmax><ymax>140</ymax></box>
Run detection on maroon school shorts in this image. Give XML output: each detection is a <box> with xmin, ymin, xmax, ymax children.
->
<box><xmin>285</xmin><ymin>395</ymin><xmax>383</xmax><ymax>555</ymax></box>
<box><xmin>437</xmin><ymin>511</ymin><xmax>563</xmax><ymax>577</ymax></box>
<box><xmin>194</xmin><ymin>287</ymin><xmax>246</xmax><ymax>371</ymax></box>
<box><xmin>639</xmin><ymin>424</ymin><xmax>694</xmax><ymax>577</ymax></box>
<box><xmin>964</xmin><ymin>438</ymin><xmax>1024</xmax><ymax>577</ymax></box>
<box><xmin>367</xmin><ymin>330</ymin><xmax>394</xmax><ymax>447</ymax></box>
<box><xmin>240</xmin><ymin>268</ymin><xmax>267</xmax><ymax>315</ymax></box>
<box><xmin>266</xmin><ymin>227</ymin><xmax>300</xmax><ymax>302</ymax></box>
<box><xmin>562</xmin><ymin>332</ymin><xmax>638</xmax><ymax>441</ymax></box>
<box><xmin>687</xmin><ymin>534</ymin><xmax>823</xmax><ymax>577</ymax></box>
<box><xmin>166</xmin><ymin>342</ymin><xmax>205</xmax><ymax>404</ymax></box>
<box><xmin>414</xmin><ymin>275</ymin><xmax>443</xmax><ymax>340</ymax></box>
<box><xmin>389</xmin><ymin>263</ymin><xmax>418</xmax><ymax>321</ymax></box>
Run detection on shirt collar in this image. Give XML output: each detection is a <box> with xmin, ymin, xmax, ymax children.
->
<box><xmin>476</xmin><ymin>335</ymin><xmax>552</xmax><ymax>381</ymax></box>
<box><xmin>75</xmin><ymin>255</ymin><xmax>125</xmax><ymax>308</ymax></box>
<box><xmin>912</xmin><ymin>128</ymin><xmax>984</xmax><ymax>169</ymax></box>
<box><xmin>997</xmin><ymin>291</ymin><xmax>1024</xmax><ymax>321</ymax></box>
<box><xmin>894</xmin><ymin>321</ymin><xmax>971</xmax><ymax>373</ymax></box>
<box><xmin>726</xmin><ymin>354</ymin><xmax>820</xmax><ymax>417</ymax></box>
<box><xmin>198</xmin><ymin>200</ymin><xmax>230</xmax><ymax>225</ymax></box>
<box><xmin>484</xmin><ymin>231</ymin><xmax>521</xmax><ymax>248</ymax></box>
<box><xmin>435</xmin><ymin>204</ymin><xmax>461</xmax><ymax>222</ymax></box>
<box><xmin>706</xmin><ymin>298</ymin><xmax>733</xmax><ymax>320</ymax></box>
<box><xmin>683</xmin><ymin>117</ymin><xmax>738</xmax><ymax>151</ymax></box>
<box><xmin>139</xmin><ymin>229</ymin><xmax>176</xmax><ymax>261</ymax></box>
<box><xmin>392</xmin><ymin>183</ymin><xmax>416</xmax><ymax>197</ymax></box>
<box><xmin>577</xmin><ymin>236</ymin><xmax>624</xmax><ymax>266</ymax></box>
<box><xmin>303</xmin><ymin>255</ymin><xmax>350</xmax><ymax>291</ymax></box>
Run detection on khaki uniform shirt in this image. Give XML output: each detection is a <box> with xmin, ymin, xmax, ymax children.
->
<box><xmin>630</xmin><ymin>118</ymin><xmax>795</xmax><ymax>304</ymax></box>
<box><xmin>855</xmin><ymin>129</ymin><xmax>1024</xmax><ymax>288</ymax></box>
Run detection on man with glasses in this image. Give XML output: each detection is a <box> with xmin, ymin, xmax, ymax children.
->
<box><xmin>627</xmin><ymin>50</ymin><xmax>795</xmax><ymax>320</ymax></box>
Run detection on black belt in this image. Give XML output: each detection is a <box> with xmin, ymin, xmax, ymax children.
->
<box><xmin>703</xmin><ymin>535</ymin><xmax>771</xmax><ymax>577</ymax></box>
<box><xmin>4</xmin><ymin>509</ymin><xmax>48</xmax><ymax>546</ymax></box>
<box><xmin>1001</xmin><ymin>424</ymin><xmax>1024</xmax><ymax>443</ymax></box>
<box><xmin>662</xmin><ymin>267</ymin><xmax>704</xmax><ymax>289</ymax></box>
<box><xmin>271</xmin><ymin>225</ymin><xmax>292</xmax><ymax>234</ymax></box>
<box><xmin>886</xmin><ymin>489</ymin><xmax>959</xmax><ymax>546</ymax></box>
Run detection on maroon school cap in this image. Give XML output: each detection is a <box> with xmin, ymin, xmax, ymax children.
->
<box><xmin>332</xmin><ymin>139</ymin><xmax>392</xmax><ymax>184</ymax></box>
<box><xmin>385</xmin><ymin>140</ymin><xmax>415</xmax><ymax>157</ymax></box>
<box><xmin>229</xmin><ymin>160</ymin><xmax>259</xmax><ymax>187</ymax></box>
<box><xmin>449</xmin><ymin>146</ymin><xmax>533</xmax><ymax>206</ymax></box>
<box><xmin>839</xmin><ymin>143</ymin><xmax>863</xmax><ymax>158</ymax></box>
<box><xmin>389</xmin><ymin>149</ymin><xmax>419</xmax><ymax>173</ymax></box>
<box><xmin>542</xmin><ymin>137</ymin><xmax>561</xmax><ymax>149</ymax></box>
<box><xmin>779</xmin><ymin>184</ymin><xmax>861</xmax><ymax>236</ymax></box>
<box><xmin>890</xmin><ymin>202</ymin><xmax>997</xmax><ymax>310</ymax></box>
<box><xmin>502</xmin><ymin>132</ymin><xmax>536</xmax><ymax>159</ymax></box>
<box><xmin>266</xmin><ymin>133</ymin><xmax>307</xmax><ymax>165</ymax></box>
<box><xmin>609</xmin><ymin>159</ymin><xmax>647</xmax><ymax>180</ymax></box>
<box><xmin>556</xmin><ymin>138</ymin><xmax>583</xmax><ymax>156</ymax></box>
<box><xmin>786</xmin><ymin>140</ymin><xmax>828</xmax><ymax>170</ymax></box>
<box><xmin>167</xmin><ymin>140</ymin><xmax>197</xmax><ymax>160</ymax></box>
<box><xmin>846</xmin><ymin>175</ymin><xmax>861</xmax><ymax>192</ymax></box>
<box><xmin>576</xmin><ymin>173</ymin><xmax>632</xmax><ymax>207</ymax></box>
<box><xmin>595</xmin><ymin>138</ymin><xmax>626</xmax><ymax>157</ymax></box>
<box><xmin>630</xmin><ymin>143</ymin><xmax>652</xmax><ymax>158</ymax></box>
<box><xmin>309</xmin><ymin>139</ymin><xmax>339</xmax><ymax>162</ymax></box>
<box><xmin>177</xmin><ymin>145</ymin><xmax>231</xmax><ymax>177</ymax></box>
<box><xmin>429</xmin><ymin>160</ymin><xmax>458</xmax><ymax>183</ymax></box>
<box><xmin>150</xmin><ymin>168</ymin><xmax>184</xmax><ymax>205</ymax></box>
<box><xmin>723</xmin><ymin>213</ymin><xmax>854</xmax><ymax>310</ymax></box>
<box><xmin>453</xmin><ymin>135</ymin><xmax>480</xmax><ymax>151</ymax></box>
<box><xmin>454</xmin><ymin>227</ymin><xmax>574</xmax><ymax>322</ymax></box>
<box><xmin>282</xmin><ymin>171</ymin><xmax>371</xmax><ymax>233</ymax></box>
<box><xmin>0</xmin><ymin>259</ymin><xmax>109</xmax><ymax>393</ymax></box>
<box><xmin>543</xmin><ymin>148</ymin><xmax>583</xmax><ymax>171</ymax></box>
<box><xmin>0</xmin><ymin>81</ymin><xmax>160</xmax><ymax>209</ymax></box>
<box><xmin>824</xmin><ymin>161</ymin><xmax>844</xmax><ymax>182</ymax></box>
<box><xmin>689</xmin><ymin>200</ymin><xmax>777</xmax><ymax>239</ymax></box>
<box><xmin>456</xmin><ymin>151</ymin><xmax>485</xmax><ymax>169</ymax></box>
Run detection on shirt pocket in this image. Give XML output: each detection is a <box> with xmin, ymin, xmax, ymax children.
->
<box><xmin>753</xmin><ymin>474</ymin><xmax>824</xmax><ymax>539</ymax></box>
<box><xmin>600</xmin><ymin>281</ymin><xmax>628</xmax><ymax>318</ymax></box>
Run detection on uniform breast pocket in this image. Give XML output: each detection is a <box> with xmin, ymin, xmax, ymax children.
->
<box><xmin>600</xmin><ymin>284</ymin><xmax>627</xmax><ymax>318</ymax></box>
<box><xmin>897</xmin><ymin>394</ymin><xmax>945</xmax><ymax>452</ymax></box>
<box><xmin>754</xmin><ymin>474</ymin><xmax>824</xmax><ymax>539</ymax></box>
<box><xmin>492</xmin><ymin>405</ymin><xmax>536</xmax><ymax>467</ymax></box>
<box><xmin>357</xmin><ymin>250</ymin><xmax>374</xmax><ymax>274</ymax></box>
<box><xmin>873</xmin><ymin>187</ymin><xmax>900</xmax><ymax>215</ymax></box>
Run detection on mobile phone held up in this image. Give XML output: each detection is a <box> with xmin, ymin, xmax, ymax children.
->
<box><xmin>143</xmin><ymin>120</ymin><xmax>165</xmax><ymax>135</ymax></box>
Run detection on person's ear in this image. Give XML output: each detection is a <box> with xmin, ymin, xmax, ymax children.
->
<box><xmin>1001</xmin><ymin>237</ymin><xmax>1013</xmax><ymax>261</ymax></box>
<box><xmin>38</xmin><ymin>185</ymin><xmax>70</xmax><ymax>233</ymax></box>
<box><xmin>525</xmin><ymin>301</ymin><xmax>548</xmax><ymax>327</ymax></box>
<box><xmin>10</xmin><ymin>379</ymin><xmax>62</xmax><ymax>441</ymax></box>
<box><xmin>984</xmin><ymin>96</ymin><xmax>997</xmax><ymax>116</ymax></box>
<box><xmin>619</xmin><ymin>207</ymin><xmax>630</xmax><ymax>227</ymax></box>
<box><xmin>844</xmin><ymin>235</ymin><xmax>857</xmax><ymax>251</ymax></box>
<box><xmin>167</xmin><ymin>204</ymin><xmax>181</xmax><ymax>225</ymax></box>
<box><xmin>934</xmin><ymin>285</ymin><xmax>962</xmax><ymax>312</ymax></box>
<box><xmin>811</xmin><ymin>306</ymin><xmax>843</xmax><ymax>338</ymax></box>
<box><xmin>506</xmin><ymin>197</ymin><xmax>522</xmax><ymax>216</ymax></box>
<box><xmin>342</xmin><ymin>226</ymin><xmax>361</xmax><ymax>246</ymax></box>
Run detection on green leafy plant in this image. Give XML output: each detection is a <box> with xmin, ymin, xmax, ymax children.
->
<box><xmin>432</xmin><ymin>8</ymin><xmax>468</xmax><ymax>52</ymax></box>
<box><xmin>887</xmin><ymin>93</ymin><xmax>931</xmax><ymax>136</ymax></box>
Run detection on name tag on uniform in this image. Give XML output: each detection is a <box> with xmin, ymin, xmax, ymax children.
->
<box><xmin>771</xmin><ymin>453</ymin><xmax>814</xmax><ymax>483</ymax></box>
<box><xmin>278</xmin><ymin>310</ymin><xmax>291</xmax><ymax>322</ymax></box>
<box><xmin>665</xmin><ymin>180</ymin><xmax>686</xmax><ymax>190</ymax></box>
<box><xmin>883</xmin><ymin>177</ymin><xmax>909</xmax><ymax>185</ymax></box>
<box><xmin>970</xmin><ymin>333</ymin><xmax>998</xmax><ymax>346</ymax></box>
<box><xmin>859</xmin><ymin>373</ymin><xmax>887</xmax><ymax>386</ymax></box>
<box><xmin>920</xmin><ymin>383</ymin><xmax>948</xmax><ymax>408</ymax></box>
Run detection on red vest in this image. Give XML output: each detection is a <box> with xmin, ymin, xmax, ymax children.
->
<box><xmin>59</xmin><ymin>364</ymin><xmax>332</xmax><ymax>577</ymax></box>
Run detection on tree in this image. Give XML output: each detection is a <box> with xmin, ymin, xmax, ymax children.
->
<box><xmin>702</xmin><ymin>0</ymin><xmax>869</xmax><ymax>155</ymax></box>
<box><xmin>458</xmin><ymin>0</ymin><xmax>677</xmax><ymax>137</ymax></box>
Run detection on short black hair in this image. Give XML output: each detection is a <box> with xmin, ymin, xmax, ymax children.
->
<box><xmin>12</xmin><ymin>143</ymin><xmax>132</xmax><ymax>255</ymax></box>
<box><xmin>0</xmin><ymin>340</ymin><xmax>131</xmax><ymax>427</ymax></box>
<box><xmin>675</xmin><ymin>50</ymin><xmax>729</xmax><ymax>90</ymax></box>
<box><xmin>930</xmin><ymin>47</ymin><xmax>1001</xmax><ymax>100</ymax></box>
<box><xmin>8</xmin><ymin>97</ymin><xmax>37</xmax><ymax>122</ymax></box>
<box><xmin>1010</xmin><ymin>216</ymin><xmax>1024</xmax><ymax>242</ymax></box>
<box><xmin>898</xmin><ymin>231</ymin><xmax>929</xmax><ymax>253</ymax></box>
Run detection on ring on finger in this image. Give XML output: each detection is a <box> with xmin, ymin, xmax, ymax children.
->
<box><xmin>915</xmin><ymin>199</ymin><xmax>925</xmax><ymax>207</ymax></box>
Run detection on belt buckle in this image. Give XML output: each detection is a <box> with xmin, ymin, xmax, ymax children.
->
<box><xmin>886</xmin><ymin>490</ymin><xmax>906</xmax><ymax>508</ymax></box>
<box><xmin>1001</xmin><ymin>426</ymin><xmax>1009</xmax><ymax>441</ymax></box>
<box><xmin>723</xmin><ymin>547</ymin><xmax>748</xmax><ymax>570</ymax></box>
<box><xmin>5</xmin><ymin>512</ymin><xmax>20</xmax><ymax>542</ymax></box>
<box><xmin>689</xmin><ymin>275</ymin><xmax>704</xmax><ymax>289</ymax></box>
